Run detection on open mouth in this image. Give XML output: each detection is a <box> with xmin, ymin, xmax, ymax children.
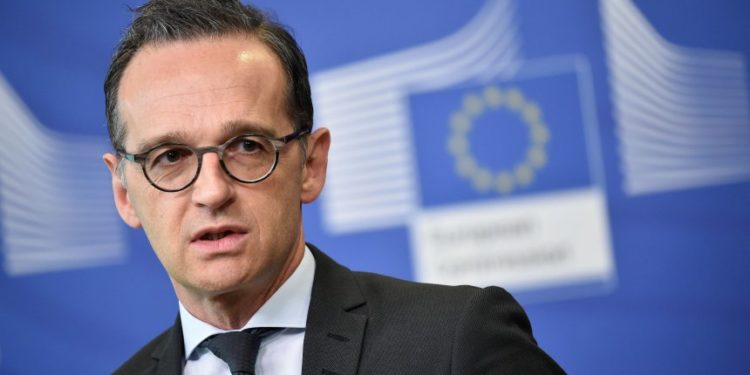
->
<box><xmin>190</xmin><ymin>226</ymin><xmax>246</xmax><ymax>252</ymax></box>
<box><xmin>201</xmin><ymin>231</ymin><xmax>233</xmax><ymax>241</ymax></box>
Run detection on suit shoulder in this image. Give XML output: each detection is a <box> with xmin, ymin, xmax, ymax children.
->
<box><xmin>352</xmin><ymin>272</ymin><xmax>564</xmax><ymax>373</ymax></box>
<box><xmin>352</xmin><ymin>273</ymin><xmax>538</xmax><ymax>348</ymax></box>
<box><xmin>351</xmin><ymin>271</ymin><xmax>497</xmax><ymax>322</ymax></box>
<box><xmin>353</xmin><ymin>271</ymin><xmax>480</xmax><ymax>300</ymax></box>
<box><xmin>113</xmin><ymin>327</ymin><xmax>172</xmax><ymax>375</ymax></box>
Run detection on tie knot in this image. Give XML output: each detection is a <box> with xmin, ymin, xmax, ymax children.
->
<box><xmin>200</xmin><ymin>328</ymin><xmax>281</xmax><ymax>375</ymax></box>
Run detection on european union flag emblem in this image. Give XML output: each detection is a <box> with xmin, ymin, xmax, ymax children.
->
<box><xmin>409</xmin><ymin>64</ymin><xmax>595</xmax><ymax>208</ymax></box>
<box><xmin>408</xmin><ymin>60</ymin><xmax>614</xmax><ymax>293</ymax></box>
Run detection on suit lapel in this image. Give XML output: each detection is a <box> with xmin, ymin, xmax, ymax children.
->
<box><xmin>148</xmin><ymin>315</ymin><xmax>185</xmax><ymax>375</ymax></box>
<box><xmin>139</xmin><ymin>246</ymin><xmax>366</xmax><ymax>375</ymax></box>
<box><xmin>302</xmin><ymin>245</ymin><xmax>368</xmax><ymax>375</ymax></box>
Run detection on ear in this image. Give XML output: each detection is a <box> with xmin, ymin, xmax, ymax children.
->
<box><xmin>300</xmin><ymin>128</ymin><xmax>331</xmax><ymax>203</ymax></box>
<box><xmin>103</xmin><ymin>153</ymin><xmax>142</xmax><ymax>228</ymax></box>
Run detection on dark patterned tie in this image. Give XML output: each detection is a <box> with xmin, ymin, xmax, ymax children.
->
<box><xmin>200</xmin><ymin>328</ymin><xmax>281</xmax><ymax>375</ymax></box>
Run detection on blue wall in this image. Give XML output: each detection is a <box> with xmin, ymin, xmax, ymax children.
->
<box><xmin>1</xmin><ymin>1</ymin><xmax>749</xmax><ymax>373</ymax></box>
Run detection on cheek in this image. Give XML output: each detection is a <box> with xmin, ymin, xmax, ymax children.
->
<box><xmin>251</xmin><ymin>179</ymin><xmax>302</xmax><ymax>243</ymax></box>
<box><xmin>131</xmin><ymin>190</ymin><xmax>181</xmax><ymax>253</ymax></box>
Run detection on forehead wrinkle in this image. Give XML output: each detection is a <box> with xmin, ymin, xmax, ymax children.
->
<box><xmin>138</xmin><ymin>84</ymin><xmax>258</xmax><ymax>109</ymax></box>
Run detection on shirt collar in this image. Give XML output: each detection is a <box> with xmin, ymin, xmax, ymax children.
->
<box><xmin>180</xmin><ymin>245</ymin><xmax>316</xmax><ymax>359</ymax></box>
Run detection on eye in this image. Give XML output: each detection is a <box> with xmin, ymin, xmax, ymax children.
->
<box><xmin>150</xmin><ymin>146</ymin><xmax>192</xmax><ymax>168</ymax></box>
<box><xmin>164</xmin><ymin>150</ymin><xmax>183</xmax><ymax>162</ymax></box>
<box><xmin>240</xmin><ymin>139</ymin><xmax>262</xmax><ymax>153</ymax></box>
<box><xmin>228</xmin><ymin>136</ymin><xmax>270</xmax><ymax>155</ymax></box>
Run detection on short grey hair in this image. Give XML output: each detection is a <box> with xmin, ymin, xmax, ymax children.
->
<box><xmin>104</xmin><ymin>0</ymin><xmax>313</xmax><ymax>153</ymax></box>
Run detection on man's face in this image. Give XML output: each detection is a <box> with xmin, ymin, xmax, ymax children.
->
<box><xmin>103</xmin><ymin>35</ymin><xmax>327</xmax><ymax>299</ymax></box>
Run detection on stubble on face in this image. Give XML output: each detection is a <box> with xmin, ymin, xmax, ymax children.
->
<box><xmin>114</xmin><ymin>34</ymin><xmax>307</xmax><ymax>328</ymax></box>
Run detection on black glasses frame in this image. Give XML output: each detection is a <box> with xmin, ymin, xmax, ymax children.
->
<box><xmin>118</xmin><ymin>129</ymin><xmax>309</xmax><ymax>192</ymax></box>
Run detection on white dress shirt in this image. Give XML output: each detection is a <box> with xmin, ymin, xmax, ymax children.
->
<box><xmin>181</xmin><ymin>246</ymin><xmax>316</xmax><ymax>375</ymax></box>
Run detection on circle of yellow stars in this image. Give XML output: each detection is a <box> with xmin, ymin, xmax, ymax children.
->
<box><xmin>447</xmin><ymin>85</ymin><xmax>550</xmax><ymax>195</ymax></box>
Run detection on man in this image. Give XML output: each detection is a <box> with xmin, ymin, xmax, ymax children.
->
<box><xmin>103</xmin><ymin>1</ymin><xmax>565</xmax><ymax>374</ymax></box>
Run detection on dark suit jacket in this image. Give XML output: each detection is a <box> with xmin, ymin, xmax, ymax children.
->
<box><xmin>114</xmin><ymin>244</ymin><xmax>565</xmax><ymax>374</ymax></box>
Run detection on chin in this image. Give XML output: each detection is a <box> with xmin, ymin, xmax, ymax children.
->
<box><xmin>186</xmin><ymin>266</ymin><xmax>253</xmax><ymax>296</ymax></box>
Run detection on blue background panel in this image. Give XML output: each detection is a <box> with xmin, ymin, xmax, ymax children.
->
<box><xmin>0</xmin><ymin>1</ymin><xmax>749</xmax><ymax>374</ymax></box>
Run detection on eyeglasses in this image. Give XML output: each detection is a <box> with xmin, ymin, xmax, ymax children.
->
<box><xmin>118</xmin><ymin>129</ymin><xmax>309</xmax><ymax>192</ymax></box>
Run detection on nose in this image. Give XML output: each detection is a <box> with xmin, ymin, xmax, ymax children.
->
<box><xmin>190</xmin><ymin>152</ymin><xmax>234</xmax><ymax>209</ymax></box>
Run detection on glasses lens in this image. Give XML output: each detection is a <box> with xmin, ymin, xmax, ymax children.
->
<box><xmin>144</xmin><ymin>145</ymin><xmax>198</xmax><ymax>191</ymax></box>
<box><xmin>223</xmin><ymin>135</ymin><xmax>277</xmax><ymax>182</ymax></box>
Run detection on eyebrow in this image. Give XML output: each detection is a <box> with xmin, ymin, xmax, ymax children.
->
<box><xmin>132</xmin><ymin>120</ymin><xmax>278</xmax><ymax>153</ymax></box>
<box><xmin>133</xmin><ymin>130</ymin><xmax>193</xmax><ymax>154</ymax></box>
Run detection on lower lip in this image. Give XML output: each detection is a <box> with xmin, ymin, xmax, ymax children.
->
<box><xmin>190</xmin><ymin>232</ymin><xmax>247</xmax><ymax>254</ymax></box>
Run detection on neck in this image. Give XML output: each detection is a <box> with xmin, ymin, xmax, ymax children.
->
<box><xmin>175</xmin><ymin>233</ymin><xmax>306</xmax><ymax>330</ymax></box>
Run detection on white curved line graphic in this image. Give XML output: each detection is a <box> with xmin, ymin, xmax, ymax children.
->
<box><xmin>602</xmin><ymin>0</ymin><xmax>750</xmax><ymax>195</ymax></box>
<box><xmin>0</xmin><ymin>73</ymin><xmax>125</xmax><ymax>276</ymax></box>
<box><xmin>313</xmin><ymin>0</ymin><xmax>522</xmax><ymax>233</ymax></box>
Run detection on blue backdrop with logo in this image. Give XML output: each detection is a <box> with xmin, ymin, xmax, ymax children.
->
<box><xmin>1</xmin><ymin>1</ymin><xmax>749</xmax><ymax>373</ymax></box>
